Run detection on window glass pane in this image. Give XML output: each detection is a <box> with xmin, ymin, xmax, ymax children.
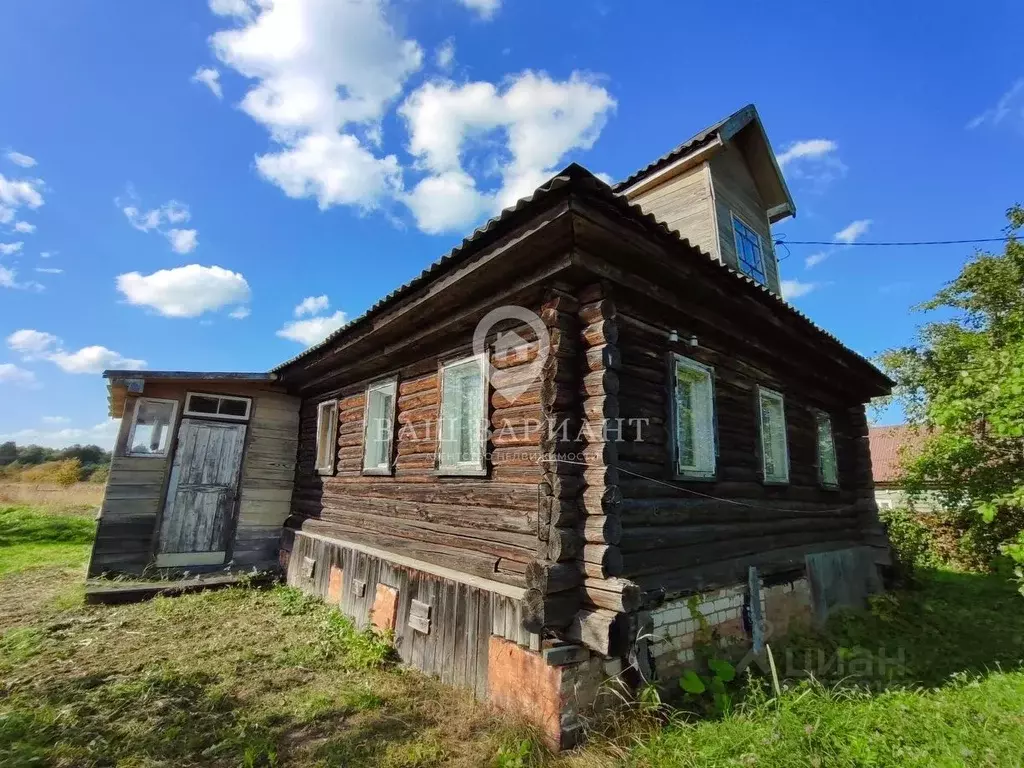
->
<box><xmin>363</xmin><ymin>385</ymin><xmax>395</xmax><ymax>470</ymax></box>
<box><xmin>440</xmin><ymin>359</ymin><xmax>483</xmax><ymax>469</ymax></box>
<box><xmin>817</xmin><ymin>414</ymin><xmax>838</xmax><ymax>486</ymax></box>
<box><xmin>188</xmin><ymin>395</ymin><xmax>219</xmax><ymax>414</ymax></box>
<box><xmin>218</xmin><ymin>398</ymin><xmax>248</xmax><ymax>417</ymax></box>
<box><xmin>130</xmin><ymin>400</ymin><xmax>174</xmax><ymax>455</ymax></box>
<box><xmin>316</xmin><ymin>402</ymin><xmax>336</xmax><ymax>471</ymax></box>
<box><xmin>760</xmin><ymin>391</ymin><xmax>788</xmax><ymax>482</ymax></box>
<box><xmin>675</xmin><ymin>359</ymin><xmax>715</xmax><ymax>476</ymax></box>
<box><xmin>734</xmin><ymin>217</ymin><xmax>767</xmax><ymax>285</ymax></box>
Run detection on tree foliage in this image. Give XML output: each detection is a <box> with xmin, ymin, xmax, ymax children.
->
<box><xmin>879</xmin><ymin>205</ymin><xmax>1024</xmax><ymax>568</ymax></box>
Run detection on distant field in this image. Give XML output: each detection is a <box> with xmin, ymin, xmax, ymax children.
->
<box><xmin>0</xmin><ymin>481</ymin><xmax>104</xmax><ymax>509</ymax></box>
<box><xmin>2</xmin><ymin>502</ymin><xmax>1023</xmax><ymax>767</ymax></box>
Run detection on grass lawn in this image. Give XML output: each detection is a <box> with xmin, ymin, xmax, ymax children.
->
<box><xmin>2</xmin><ymin>500</ymin><xmax>1023</xmax><ymax>767</ymax></box>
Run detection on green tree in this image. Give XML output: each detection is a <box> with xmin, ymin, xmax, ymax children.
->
<box><xmin>879</xmin><ymin>205</ymin><xmax>1024</xmax><ymax>568</ymax></box>
<box><xmin>0</xmin><ymin>441</ymin><xmax>16</xmax><ymax>466</ymax></box>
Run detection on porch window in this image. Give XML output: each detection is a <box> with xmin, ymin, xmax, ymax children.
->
<box><xmin>437</xmin><ymin>355</ymin><xmax>486</xmax><ymax>475</ymax></box>
<box><xmin>126</xmin><ymin>397</ymin><xmax>178</xmax><ymax>458</ymax></box>
<box><xmin>732</xmin><ymin>213</ymin><xmax>768</xmax><ymax>286</ymax></box>
<box><xmin>757</xmin><ymin>386</ymin><xmax>789</xmax><ymax>483</ymax></box>
<box><xmin>183</xmin><ymin>392</ymin><xmax>251</xmax><ymax>421</ymax></box>
<box><xmin>362</xmin><ymin>379</ymin><xmax>397</xmax><ymax>474</ymax></box>
<box><xmin>315</xmin><ymin>400</ymin><xmax>338</xmax><ymax>474</ymax></box>
<box><xmin>816</xmin><ymin>411</ymin><xmax>839</xmax><ymax>488</ymax></box>
<box><xmin>671</xmin><ymin>354</ymin><xmax>716</xmax><ymax>478</ymax></box>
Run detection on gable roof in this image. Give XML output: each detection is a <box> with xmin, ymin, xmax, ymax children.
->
<box><xmin>612</xmin><ymin>104</ymin><xmax>796</xmax><ymax>223</ymax></box>
<box><xmin>273</xmin><ymin>163</ymin><xmax>890</xmax><ymax>396</ymax></box>
<box><xmin>868</xmin><ymin>425</ymin><xmax>930</xmax><ymax>483</ymax></box>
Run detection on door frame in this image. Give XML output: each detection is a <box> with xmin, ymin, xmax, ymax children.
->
<box><xmin>149</xmin><ymin>409</ymin><xmax>250</xmax><ymax>570</ymax></box>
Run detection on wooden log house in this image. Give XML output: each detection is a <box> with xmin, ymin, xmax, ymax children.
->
<box><xmin>89</xmin><ymin>105</ymin><xmax>892</xmax><ymax>747</ymax></box>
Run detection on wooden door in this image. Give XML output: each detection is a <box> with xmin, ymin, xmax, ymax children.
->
<box><xmin>156</xmin><ymin>418</ymin><xmax>246</xmax><ymax>567</ymax></box>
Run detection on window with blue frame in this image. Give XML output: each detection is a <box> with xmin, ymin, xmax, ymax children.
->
<box><xmin>731</xmin><ymin>213</ymin><xmax>767</xmax><ymax>285</ymax></box>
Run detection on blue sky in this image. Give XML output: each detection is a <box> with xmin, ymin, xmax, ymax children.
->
<box><xmin>1</xmin><ymin>0</ymin><xmax>1022</xmax><ymax>448</ymax></box>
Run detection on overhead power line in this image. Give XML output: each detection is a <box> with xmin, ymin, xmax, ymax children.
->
<box><xmin>775</xmin><ymin>236</ymin><xmax>1014</xmax><ymax>248</ymax></box>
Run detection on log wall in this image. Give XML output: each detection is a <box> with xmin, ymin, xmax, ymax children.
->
<box><xmin>612</xmin><ymin>292</ymin><xmax>884</xmax><ymax>597</ymax></box>
<box><xmin>288</xmin><ymin>321</ymin><xmax>548</xmax><ymax>589</ymax></box>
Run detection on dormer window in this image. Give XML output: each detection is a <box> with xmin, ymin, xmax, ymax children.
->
<box><xmin>731</xmin><ymin>213</ymin><xmax>767</xmax><ymax>285</ymax></box>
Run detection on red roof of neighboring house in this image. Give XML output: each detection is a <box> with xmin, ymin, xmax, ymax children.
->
<box><xmin>868</xmin><ymin>425</ymin><xmax>930</xmax><ymax>483</ymax></box>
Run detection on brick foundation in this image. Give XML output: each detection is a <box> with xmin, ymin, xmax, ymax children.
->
<box><xmin>327</xmin><ymin>565</ymin><xmax>344</xmax><ymax>604</ymax></box>
<box><xmin>648</xmin><ymin>575</ymin><xmax>814</xmax><ymax>684</ymax></box>
<box><xmin>370</xmin><ymin>583</ymin><xmax>399</xmax><ymax>633</ymax></box>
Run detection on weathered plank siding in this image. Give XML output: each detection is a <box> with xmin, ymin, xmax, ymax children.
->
<box><xmin>285</xmin><ymin>529</ymin><xmax>537</xmax><ymax>698</ymax></box>
<box><xmin>88</xmin><ymin>380</ymin><xmax>299</xmax><ymax>575</ymax></box>
<box><xmin>709</xmin><ymin>147</ymin><xmax>781</xmax><ymax>294</ymax></box>
<box><xmin>627</xmin><ymin>163</ymin><xmax>718</xmax><ymax>259</ymax></box>
<box><xmin>288</xmin><ymin>318</ymin><xmax>547</xmax><ymax>589</ymax></box>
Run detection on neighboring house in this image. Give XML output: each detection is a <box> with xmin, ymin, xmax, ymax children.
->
<box><xmin>90</xmin><ymin>105</ymin><xmax>893</xmax><ymax>748</ymax></box>
<box><xmin>868</xmin><ymin>425</ymin><xmax>940</xmax><ymax>512</ymax></box>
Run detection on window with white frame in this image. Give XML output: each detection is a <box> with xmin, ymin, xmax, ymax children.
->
<box><xmin>671</xmin><ymin>355</ymin><xmax>716</xmax><ymax>478</ymax></box>
<box><xmin>183</xmin><ymin>391</ymin><xmax>251</xmax><ymax>421</ymax></box>
<box><xmin>362</xmin><ymin>379</ymin><xmax>397</xmax><ymax>473</ymax></box>
<box><xmin>126</xmin><ymin>397</ymin><xmax>177</xmax><ymax>457</ymax></box>
<box><xmin>816</xmin><ymin>411</ymin><xmax>839</xmax><ymax>487</ymax></box>
<box><xmin>437</xmin><ymin>355</ymin><xmax>486</xmax><ymax>474</ymax></box>
<box><xmin>757</xmin><ymin>387</ymin><xmax>789</xmax><ymax>483</ymax></box>
<box><xmin>732</xmin><ymin>213</ymin><xmax>768</xmax><ymax>286</ymax></box>
<box><xmin>315</xmin><ymin>400</ymin><xmax>338</xmax><ymax>474</ymax></box>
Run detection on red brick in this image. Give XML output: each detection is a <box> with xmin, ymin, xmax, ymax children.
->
<box><xmin>327</xmin><ymin>565</ymin><xmax>344</xmax><ymax>604</ymax></box>
<box><xmin>370</xmin><ymin>584</ymin><xmax>398</xmax><ymax>633</ymax></box>
<box><xmin>487</xmin><ymin>637</ymin><xmax>564</xmax><ymax>748</ymax></box>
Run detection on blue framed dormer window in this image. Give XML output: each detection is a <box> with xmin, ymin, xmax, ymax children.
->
<box><xmin>731</xmin><ymin>213</ymin><xmax>767</xmax><ymax>286</ymax></box>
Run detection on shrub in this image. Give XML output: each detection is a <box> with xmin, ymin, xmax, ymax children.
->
<box><xmin>880</xmin><ymin>506</ymin><xmax>941</xmax><ymax>573</ymax></box>
<box><xmin>51</xmin><ymin>459</ymin><xmax>83</xmax><ymax>488</ymax></box>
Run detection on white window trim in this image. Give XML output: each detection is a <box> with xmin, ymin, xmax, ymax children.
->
<box><xmin>435</xmin><ymin>353</ymin><xmax>488</xmax><ymax>477</ymax></box>
<box><xmin>315</xmin><ymin>399</ymin><xmax>338</xmax><ymax>475</ymax></box>
<box><xmin>125</xmin><ymin>397</ymin><xmax>179</xmax><ymax>458</ymax></box>
<box><xmin>757</xmin><ymin>385</ymin><xmax>790</xmax><ymax>484</ymax></box>
<box><xmin>670</xmin><ymin>354</ymin><xmax>717</xmax><ymax>480</ymax></box>
<box><xmin>815</xmin><ymin>410</ymin><xmax>840</xmax><ymax>489</ymax></box>
<box><xmin>183</xmin><ymin>391</ymin><xmax>252</xmax><ymax>421</ymax></box>
<box><xmin>362</xmin><ymin>377</ymin><xmax>398</xmax><ymax>475</ymax></box>
<box><xmin>731</xmin><ymin>211</ymin><xmax>768</xmax><ymax>285</ymax></box>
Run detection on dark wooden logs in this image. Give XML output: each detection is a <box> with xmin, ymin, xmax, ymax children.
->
<box><xmin>522</xmin><ymin>588</ymin><xmax>578</xmax><ymax>631</ymax></box>
<box><xmin>581</xmin><ymin>577</ymin><xmax>642</xmax><ymax>612</ymax></box>
<box><xmin>525</xmin><ymin>560</ymin><xmax>583</xmax><ymax>593</ymax></box>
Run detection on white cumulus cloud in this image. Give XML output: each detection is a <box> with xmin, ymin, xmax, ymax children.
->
<box><xmin>116</xmin><ymin>264</ymin><xmax>252</xmax><ymax>318</ymax></box>
<box><xmin>210</xmin><ymin>0</ymin><xmax>422</xmax><ymax>212</ymax></box>
<box><xmin>780</xmin><ymin>279</ymin><xmax>818</xmax><ymax>300</ymax></box>
<box><xmin>35</xmin><ymin>267</ymin><xmax>63</xmax><ymax>274</ymax></box>
<box><xmin>191</xmin><ymin>66</ymin><xmax>223</xmax><ymax>99</ymax></box>
<box><xmin>400</xmin><ymin>71</ymin><xmax>616</xmax><ymax>232</ymax></box>
<box><xmin>834</xmin><ymin>219</ymin><xmax>872</xmax><ymax>244</ymax></box>
<box><xmin>42</xmin><ymin>416</ymin><xmax>70</xmax><ymax>424</ymax></box>
<box><xmin>167</xmin><ymin>228</ymin><xmax>199</xmax><ymax>254</ymax></box>
<box><xmin>5</xmin><ymin>151</ymin><xmax>37</xmax><ymax>168</ymax></box>
<box><xmin>805</xmin><ymin>251</ymin><xmax>830</xmax><ymax>269</ymax></box>
<box><xmin>0</xmin><ymin>265</ymin><xmax>42</xmax><ymax>292</ymax></box>
<box><xmin>6</xmin><ymin>329</ymin><xmax>145</xmax><ymax>374</ymax></box>
<box><xmin>276</xmin><ymin>310</ymin><xmax>348</xmax><ymax>347</ymax></box>
<box><xmin>14</xmin><ymin>221</ymin><xmax>35</xmax><ymax>234</ymax></box>
<box><xmin>0</xmin><ymin>173</ymin><xmax>44</xmax><ymax>210</ymax></box>
<box><xmin>0</xmin><ymin>363</ymin><xmax>36</xmax><ymax>387</ymax></box>
<box><xmin>294</xmin><ymin>294</ymin><xmax>330</xmax><ymax>317</ymax></box>
<box><xmin>0</xmin><ymin>241</ymin><xmax>23</xmax><ymax>256</ymax></box>
<box><xmin>457</xmin><ymin>0</ymin><xmax>501</xmax><ymax>19</ymax></box>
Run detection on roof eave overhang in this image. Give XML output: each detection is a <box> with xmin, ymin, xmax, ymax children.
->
<box><xmin>618</xmin><ymin>137</ymin><xmax>724</xmax><ymax>198</ymax></box>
